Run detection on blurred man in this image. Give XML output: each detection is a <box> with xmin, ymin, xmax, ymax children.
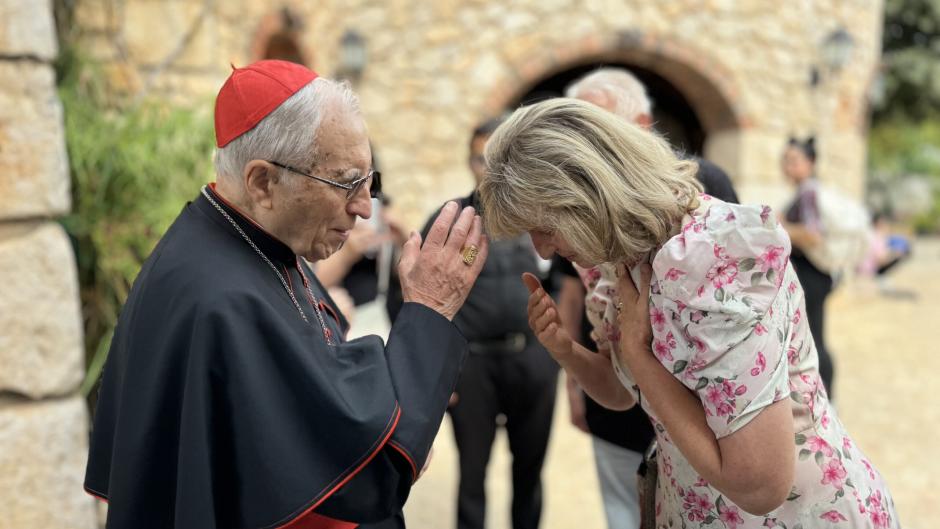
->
<box><xmin>426</xmin><ymin>118</ymin><xmax>559</xmax><ymax>529</ymax></box>
<box><xmin>556</xmin><ymin>67</ymin><xmax>739</xmax><ymax>529</ymax></box>
<box><xmin>84</xmin><ymin>60</ymin><xmax>488</xmax><ymax>529</ymax></box>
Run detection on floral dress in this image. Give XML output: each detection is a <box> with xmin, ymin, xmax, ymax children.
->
<box><xmin>578</xmin><ymin>195</ymin><xmax>899</xmax><ymax>529</ymax></box>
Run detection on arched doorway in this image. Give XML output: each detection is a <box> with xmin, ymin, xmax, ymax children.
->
<box><xmin>513</xmin><ymin>63</ymin><xmax>706</xmax><ymax>155</ymax></box>
<box><xmin>252</xmin><ymin>7</ymin><xmax>310</xmax><ymax>66</ymax></box>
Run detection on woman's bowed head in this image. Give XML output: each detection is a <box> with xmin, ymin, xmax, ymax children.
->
<box><xmin>478</xmin><ymin>98</ymin><xmax>702</xmax><ymax>269</ymax></box>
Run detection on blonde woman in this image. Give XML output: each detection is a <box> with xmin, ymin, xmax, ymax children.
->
<box><xmin>478</xmin><ymin>98</ymin><xmax>898</xmax><ymax>529</ymax></box>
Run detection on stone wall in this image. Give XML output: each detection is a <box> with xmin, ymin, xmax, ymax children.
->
<box><xmin>73</xmin><ymin>0</ymin><xmax>884</xmax><ymax>227</ymax></box>
<box><xmin>0</xmin><ymin>0</ymin><xmax>98</xmax><ymax>527</ymax></box>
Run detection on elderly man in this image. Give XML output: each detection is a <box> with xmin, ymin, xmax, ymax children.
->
<box><xmin>84</xmin><ymin>60</ymin><xmax>488</xmax><ymax>529</ymax></box>
<box><xmin>555</xmin><ymin>67</ymin><xmax>738</xmax><ymax>529</ymax></box>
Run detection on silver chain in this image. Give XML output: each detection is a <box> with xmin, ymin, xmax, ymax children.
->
<box><xmin>200</xmin><ymin>186</ymin><xmax>334</xmax><ymax>344</ymax></box>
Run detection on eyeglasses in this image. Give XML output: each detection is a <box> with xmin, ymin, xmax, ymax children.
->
<box><xmin>269</xmin><ymin>161</ymin><xmax>382</xmax><ymax>200</ymax></box>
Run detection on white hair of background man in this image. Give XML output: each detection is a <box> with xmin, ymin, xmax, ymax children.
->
<box><xmin>565</xmin><ymin>68</ymin><xmax>652</xmax><ymax>122</ymax></box>
<box><xmin>214</xmin><ymin>77</ymin><xmax>361</xmax><ymax>183</ymax></box>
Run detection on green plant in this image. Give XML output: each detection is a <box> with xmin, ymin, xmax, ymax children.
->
<box><xmin>868</xmin><ymin>119</ymin><xmax>940</xmax><ymax>233</ymax></box>
<box><xmin>56</xmin><ymin>50</ymin><xmax>215</xmax><ymax>395</ymax></box>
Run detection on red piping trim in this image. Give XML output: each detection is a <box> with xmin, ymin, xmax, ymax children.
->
<box><xmin>388</xmin><ymin>440</ymin><xmax>418</xmax><ymax>482</ymax></box>
<box><xmin>207</xmin><ymin>183</ymin><xmax>282</xmax><ymax>239</ymax></box>
<box><xmin>84</xmin><ymin>485</ymin><xmax>109</xmax><ymax>504</ymax></box>
<box><xmin>273</xmin><ymin>404</ymin><xmax>401</xmax><ymax>529</ymax></box>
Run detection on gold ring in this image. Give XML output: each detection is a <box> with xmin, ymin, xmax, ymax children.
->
<box><xmin>461</xmin><ymin>244</ymin><xmax>479</xmax><ymax>266</ymax></box>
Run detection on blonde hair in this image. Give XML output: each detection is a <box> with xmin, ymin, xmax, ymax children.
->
<box><xmin>479</xmin><ymin>98</ymin><xmax>701</xmax><ymax>265</ymax></box>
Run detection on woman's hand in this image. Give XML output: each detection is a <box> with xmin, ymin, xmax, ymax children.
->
<box><xmin>522</xmin><ymin>272</ymin><xmax>574</xmax><ymax>360</ymax></box>
<box><xmin>614</xmin><ymin>263</ymin><xmax>654</xmax><ymax>363</ymax></box>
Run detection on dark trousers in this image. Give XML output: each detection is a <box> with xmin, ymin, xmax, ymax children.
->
<box><xmin>448</xmin><ymin>345</ymin><xmax>558</xmax><ymax>529</ymax></box>
<box><xmin>791</xmin><ymin>254</ymin><xmax>835</xmax><ymax>398</ymax></box>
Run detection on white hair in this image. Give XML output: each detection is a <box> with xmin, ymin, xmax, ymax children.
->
<box><xmin>214</xmin><ymin>77</ymin><xmax>361</xmax><ymax>182</ymax></box>
<box><xmin>565</xmin><ymin>68</ymin><xmax>652</xmax><ymax>122</ymax></box>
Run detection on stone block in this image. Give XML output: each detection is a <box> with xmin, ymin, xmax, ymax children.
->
<box><xmin>0</xmin><ymin>0</ymin><xmax>58</xmax><ymax>61</ymax></box>
<box><xmin>0</xmin><ymin>221</ymin><xmax>84</xmax><ymax>399</ymax></box>
<box><xmin>0</xmin><ymin>61</ymin><xmax>70</xmax><ymax>220</ymax></box>
<box><xmin>0</xmin><ymin>396</ymin><xmax>98</xmax><ymax>529</ymax></box>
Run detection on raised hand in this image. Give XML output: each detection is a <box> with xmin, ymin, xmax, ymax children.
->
<box><xmin>522</xmin><ymin>272</ymin><xmax>574</xmax><ymax>360</ymax></box>
<box><xmin>614</xmin><ymin>263</ymin><xmax>654</xmax><ymax>362</ymax></box>
<box><xmin>398</xmin><ymin>201</ymin><xmax>489</xmax><ymax>321</ymax></box>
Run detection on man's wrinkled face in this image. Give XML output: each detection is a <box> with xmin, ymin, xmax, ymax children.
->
<box><xmin>273</xmin><ymin>105</ymin><xmax>374</xmax><ymax>262</ymax></box>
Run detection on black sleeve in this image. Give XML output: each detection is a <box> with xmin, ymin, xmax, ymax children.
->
<box><xmin>696</xmin><ymin>158</ymin><xmax>739</xmax><ymax>204</ymax></box>
<box><xmin>315</xmin><ymin>303</ymin><xmax>467</xmax><ymax>522</ymax></box>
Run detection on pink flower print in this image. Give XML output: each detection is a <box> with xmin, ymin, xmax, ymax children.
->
<box><xmin>721</xmin><ymin>379</ymin><xmax>737</xmax><ymax>398</ymax></box>
<box><xmin>713</xmin><ymin>244</ymin><xmax>730</xmax><ymax>260</ymax></box>
<box><xmin>842</xmin><ymin>437</ymin><xmax>852</xmax><ymax>453</ymax></box>
<box><xmin>715</xmin><ymin>401</ymin><xmax>735</xmax><ymax>417</ymax></box>
<box><xmin>706</xmin><ymin>259</ymin><xmax>739</xmax><ymax>289</ymax></box>
<box><xmin>792</xmin><ymin>309</ymin><xmax>802</xmax><ymax>326</ymax></box>
<box><xmin>760</xmin><ymin>205</ymin><xmax>772</xmax><ymax>224</ymax></box>
<box><xmin>808</xmin><ymin>436</ymin><xmax>834</xmax><ymax>457</ymax></box>
<box><xmin>788</xmin><ymin>281</ymin><xmax>798</xmax><ymax>294</ymax></box>
<box><xmin>690</xmin><ymin>336</ymin><xmax>707</xmax><ymax>354</ymax></box>
<box><xmin>820</xmin><ymin>510</ymin><xmax>848</xmax><ymax>523</ymax></box>
<box><xmin>682</xmin><ymin>491</ymin><xmax>708</xmax><ymax>522</ymax></box>
<box><xmin>650</xmin><ymin>306</ymin><xmax>667</xmax><ymax>332</ymax></box>
<box><xmin>706</xmin><ymin>386</ymin><xmax>725</xmax><ymax>407</ymax></box>
<box><xmin>653</xmin><ymin>340</ymin><xmax>674</xmax><ymax>362</ymax></box>
<box><xmin>870</xmin><ymin>511</ymin><xmax>890</xmax><ymax>529</ymax></box>
<box><xmin>763</xmin><ymin>518</ymin><xmax>778</xmax><ymax>528</ymax></box>
<box><xmin>690</xmin><ymin>310</ymin><xmax>706</xmax><ymax>324</ymax></box>
<box><xmin>725</xmin><ymin>211</ymin><xmax>737</xmax><ymax>222</ymax></box>
<box><xmin>869</xmin><ymin>490</ymin><xmax>883</xmax><ymax>510</ymax></box>
<box><xmin>751</xmin><ymin>351</ymin><xmax>767</xmax><ymax>377</ymax></box>
<box><xmin>719</xmin><ymin>504</ymin><xmax>744</xmax><ymax>529</ymax></box>
<box><xmin>821</xmin><ymin>411</ymin><xmax>830</xmax><ymax>429</ymax></box>
<box><xmin>694</xmin><ymin>476</ymin><xmax>709</xmax><ymax>487</ymax></box>
<box><xmin>664</xmin><ymin>267</ymin><xmax>687</xmax><ymax>281</ymax></box>
<box><xmin>665</xmin><ymin>331</ymin><xmax>678</xmax><ymax>350</ymax></box>
<box><xmin>821</xmin><ymin>458</ymin><xmax>848</xmax><ymax>489</ymax></box>
<box><xmin>754</xmin><ymin>323</ymin><xmax>768</xmax><ymax>336</ymax></box>
<box><xmin>862</xmin><ymin>459</ymin><xmax>877</xmax><ymax>480</ymax></box>
<box><xmin>697</xmin><ymin>285</ymin><xmax>706</xmax><ymax>298</ymax></box>
<box><xmin>675</xmin><ymin>300</ymin><xmax>688</xmax><ymax>313</ymax></box>
<box><xmin>787</xmin><ymin>346</ymin><xmax>800</xmax><ymax>366</ymax></box>
<box><xmin>695</xmin><ymin>494</ymin><xmax>711</xmax><ymax>512</ymax></box>
<box><xmin>759</xmin><ymin>245</ymin><xmax>787</xmax><ymax>274</ymax></box>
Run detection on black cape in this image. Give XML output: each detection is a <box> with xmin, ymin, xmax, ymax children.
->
<box><xmin>85</xmin><ymin>185</ymin><xmax>467</xmax><ymax>529</ymax></box>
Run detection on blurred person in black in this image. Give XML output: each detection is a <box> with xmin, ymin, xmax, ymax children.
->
<box><xmin>424</xmin><ymin>117</ymin><xmax>559</xmax><ymax>529</ymax></box>
<box><xmin>780</xmin><ymin>137</ymin><xmax>835</xmax><ymax>396</ymax></box>
<box><xmin>554</xmin><ymin>68</ymin><xmax>739</xmax><ymax>529</ymax></box>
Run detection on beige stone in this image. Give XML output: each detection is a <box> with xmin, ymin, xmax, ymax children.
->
<box><xmin>0</xmin><ymin>61</ymin><xmax>70</xmax><ymax>220</ymax></box>
<box><xmin>0</xmin><ymin>396</ymin><xmax>98</xmax><ymax>529</ymax></box>
<box><xmin>0</xmin><ymin>0</ymin><xmax>58</xmax><ymax>61</ymax></box>
<box><xmin>0</xmin><ymin>221</ymin><xmax>84</xmax><ymax>399</ymax></box>
<box><xmin>64</xmin><ymin>0</ymin><xmax>885</xmax><ymax>246</ymax></box>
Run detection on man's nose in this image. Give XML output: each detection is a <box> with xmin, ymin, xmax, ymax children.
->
<box><xmin>347</xmin><ymin>186</ymin><xmax>373</xmax><ymax>220</ymax></box>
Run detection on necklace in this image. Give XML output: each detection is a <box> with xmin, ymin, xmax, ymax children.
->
<box><xmin>201</xmin><ymin>185</ymin><xmax>334</xmax><ymax>344</ymax></box>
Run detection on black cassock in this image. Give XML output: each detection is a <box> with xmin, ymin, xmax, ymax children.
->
<box><xmin>85</xmin><ymin>184</ymin><xmax>467</xmax><ymax>529</ymax></box>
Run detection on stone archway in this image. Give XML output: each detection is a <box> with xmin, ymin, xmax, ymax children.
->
<box><xmin>483</xmin><ymin>32</ymin><xmax>751</xmax><ymax>180</ymax></box>
<box><xmin>251</xmin><ymin>7</ymin><xmax>312</xmax><ymax>66</ymax></box>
